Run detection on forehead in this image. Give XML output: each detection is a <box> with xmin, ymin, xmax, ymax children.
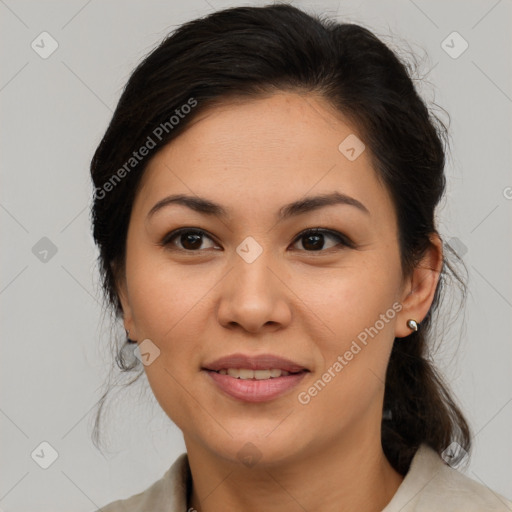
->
<box><xmin>136</xmin><ymin>93</ymin><xmax>395</xmax><ymax>224</ymax></box>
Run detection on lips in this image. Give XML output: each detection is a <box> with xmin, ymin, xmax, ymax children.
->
<box><xmin>202</xmin><ymin>353</ymin><xmax>309</xmax><ymax>403</ymax></box>
<box><xmin>202</xmin><ymin>353</ymin><xmax>308</xmax><ymax>374</ymax></box>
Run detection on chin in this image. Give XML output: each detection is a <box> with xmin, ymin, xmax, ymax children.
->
<box><xmin>195</xmin><ymin>424</ymin><xmax>310</xmax><ymax>469</ymax></box>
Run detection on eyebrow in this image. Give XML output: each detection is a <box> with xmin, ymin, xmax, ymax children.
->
<box><xmin>147</xmin><ymin>191</ymin><xmax>370</xmax><ymax>221</ymax></box>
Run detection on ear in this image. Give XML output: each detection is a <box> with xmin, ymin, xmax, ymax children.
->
<box><xmin>395</xmin><ymin>233</ymin><xmax>443</xmax><ymax>338</ymax></box>
<box><xmin>112</xmin><ymin>262</ymin><xmax>138</xmax><ymax>340</ymax></box>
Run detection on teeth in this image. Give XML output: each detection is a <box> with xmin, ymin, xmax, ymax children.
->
<box><xmin>254</xmin><ymin>370</ymin><xmax>271</xmax><ymax>380</ymax></box>
<box><xmin>239</xmin><ymin>369</ymin><xmax>254</xmax><ymax>380</ymax></box>
<box><xmin>219</xmin><ymin>368</ymin><xmax>292</xmax><ymax>379</ymax></box>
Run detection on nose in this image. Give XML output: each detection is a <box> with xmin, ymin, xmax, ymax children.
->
<box><xmin>216</xmin><ymin>250</ymin><xmax>292</xmax><ymax>334</ymax></box>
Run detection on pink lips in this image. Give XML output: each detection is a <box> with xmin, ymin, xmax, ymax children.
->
<box><xmin>203</xmin><ymin>353</ymin><xmax>309</xmax><ymax>403</ymax></box>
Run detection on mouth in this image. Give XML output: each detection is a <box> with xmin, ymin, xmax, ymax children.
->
<box><xmin>202</xmin><ymin>353</ymin><xmax>309</xmax><ymax>402</ymax></box>
<box><xmin>211</xmin><ymin>368</ymin><xmax>299</xmax><ymax>379</ymax></box>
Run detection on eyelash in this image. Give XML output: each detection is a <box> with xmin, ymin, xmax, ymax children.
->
<box><xmin>160</xmin><ymin>227</ymin><xmax>355</xmax><ymax>253</ymax></box>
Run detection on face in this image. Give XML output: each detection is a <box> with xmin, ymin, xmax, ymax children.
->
<box><xmin>118</xmin><ymin>92</ymin><xmax>422</xmax><ymax>466</ymax></box>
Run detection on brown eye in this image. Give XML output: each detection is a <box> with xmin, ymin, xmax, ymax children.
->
<box><xmin>162</xmin><ymin>229</ymin><xmax>219</xmax><ymax>251</ymax></box>
<box><xmin>292</xmin><ymin>228</ymin><xmax>353</xmax><ymax>252</ymax></box>
<box><xmin>161</xmin><ymin>227</ymin><xmax>353</xmax><ymax>253</ymax></box>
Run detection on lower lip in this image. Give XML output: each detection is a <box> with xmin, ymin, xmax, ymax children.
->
<box><xmin>204</xmin><ymin>370</ymin><xmax>307</xmax><ymax>403</ymax></box>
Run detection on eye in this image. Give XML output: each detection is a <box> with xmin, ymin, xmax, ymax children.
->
<box><xmin>161</xmin><ymin>227</ymin><xmax>354</xmax><ymax>253</ymax></box>
<box><xmin>161</xmin><ymin>228</ymin><xmax>220</xmax><ymax>251</ymax></box>
<box><xmin>291</xmin><ymin>228</ymin><xmax>354</xmax><ymax>252</ymax></box>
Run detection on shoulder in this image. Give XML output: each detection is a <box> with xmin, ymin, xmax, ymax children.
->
<box><xmin>93</xmin><ymin>453</ymin><xmax>190</xmax><ymax>512</ymax></box>
<box><xmin>383</xmin><ymin>444</ymin><xmax>512</xmax><ymax>512</ymax></box>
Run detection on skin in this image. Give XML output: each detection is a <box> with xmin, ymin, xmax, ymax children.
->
<box><xmin>117</xmin><ymin>92</ymin><xmax>443</xmax><ymax>512</ymax></box>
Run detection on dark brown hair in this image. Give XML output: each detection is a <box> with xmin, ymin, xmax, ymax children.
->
<box><xmin>90</xmin><ymin>3</ymin><xmax>471</xmax><ymax>474</ymax></box>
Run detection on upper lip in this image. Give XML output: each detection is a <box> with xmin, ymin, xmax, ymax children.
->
<box><xmin>202</xmin><ymin>353</ymin><xmax>309</xmax><ymax>373</ymax></box>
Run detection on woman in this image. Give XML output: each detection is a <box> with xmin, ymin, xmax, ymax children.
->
<box><xmin>90</xmin><ymin>4</ymin><xmax>512</xmax><ymax>511</ymax></box>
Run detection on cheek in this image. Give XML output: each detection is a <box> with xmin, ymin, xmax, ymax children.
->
<box><xmin>126</xmin><ymin>244</ymin><xmax>212</xmax><ymax>340</ymax></box>
<box><xmin>293</xmin><ymin>256</ymin><xmax>401</xmax><ymax>346</ymax></box>
<box><xmin>291</xmin><ymin>255</ymin><xmax>401</xmax><ymax>413</ymax></box>
<box><xmin>124</xmin><ymin>253</ymin><xmax>212</xmax><ymax>429</ymax></box>
<box><xmin>124</xmin><ymin>247</ymin><xmax>213</xmax><ymax>397</ymax></box>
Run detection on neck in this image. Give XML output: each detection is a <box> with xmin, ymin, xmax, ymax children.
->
<box><xmin>185</xmin><ymin>425</ymin><xmax>403</xmax><ymax>512</ymax></box>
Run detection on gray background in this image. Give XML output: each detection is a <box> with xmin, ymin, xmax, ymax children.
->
<box><xmin>1</xmin><ymin>0</ymin><xmax>511</xmax><ymax>510</ymax></box>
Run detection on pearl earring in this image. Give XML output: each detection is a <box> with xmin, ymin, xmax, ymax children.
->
<box><xmin>407</xmin><ymin>319</ymin><xmax>419</xmax><ymax>332</ymax></box>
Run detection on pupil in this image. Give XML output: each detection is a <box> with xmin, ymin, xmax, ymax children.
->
<box><xmin>182</xmin><ymin>233</ymin><xmax>202</xmax><ymax>250</ymax></box>
<box><xmin>303</xmin><ymin>234</ymin><xmax>323</xmax><ymax>251</ymax></box>
<box><xmin>178</xmin><ymin>232</ymin><xmax>326</xmax><ymax>251</ymax></box>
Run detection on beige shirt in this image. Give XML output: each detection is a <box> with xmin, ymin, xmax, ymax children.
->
<box><xmin>95</xmin><ymin>444</ymin><xmax>512</xmax><ymax>511</ymax></box>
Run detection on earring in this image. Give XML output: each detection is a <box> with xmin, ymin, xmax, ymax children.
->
<box><xmin>407</xmin><ymin>319</ymin><xmax>419</xmax><ymax>332</ymax></box>
<box><xmin>126</xmin><ymin>329</ymin><xmax>136</xmax><ymax>344</ymax></box>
